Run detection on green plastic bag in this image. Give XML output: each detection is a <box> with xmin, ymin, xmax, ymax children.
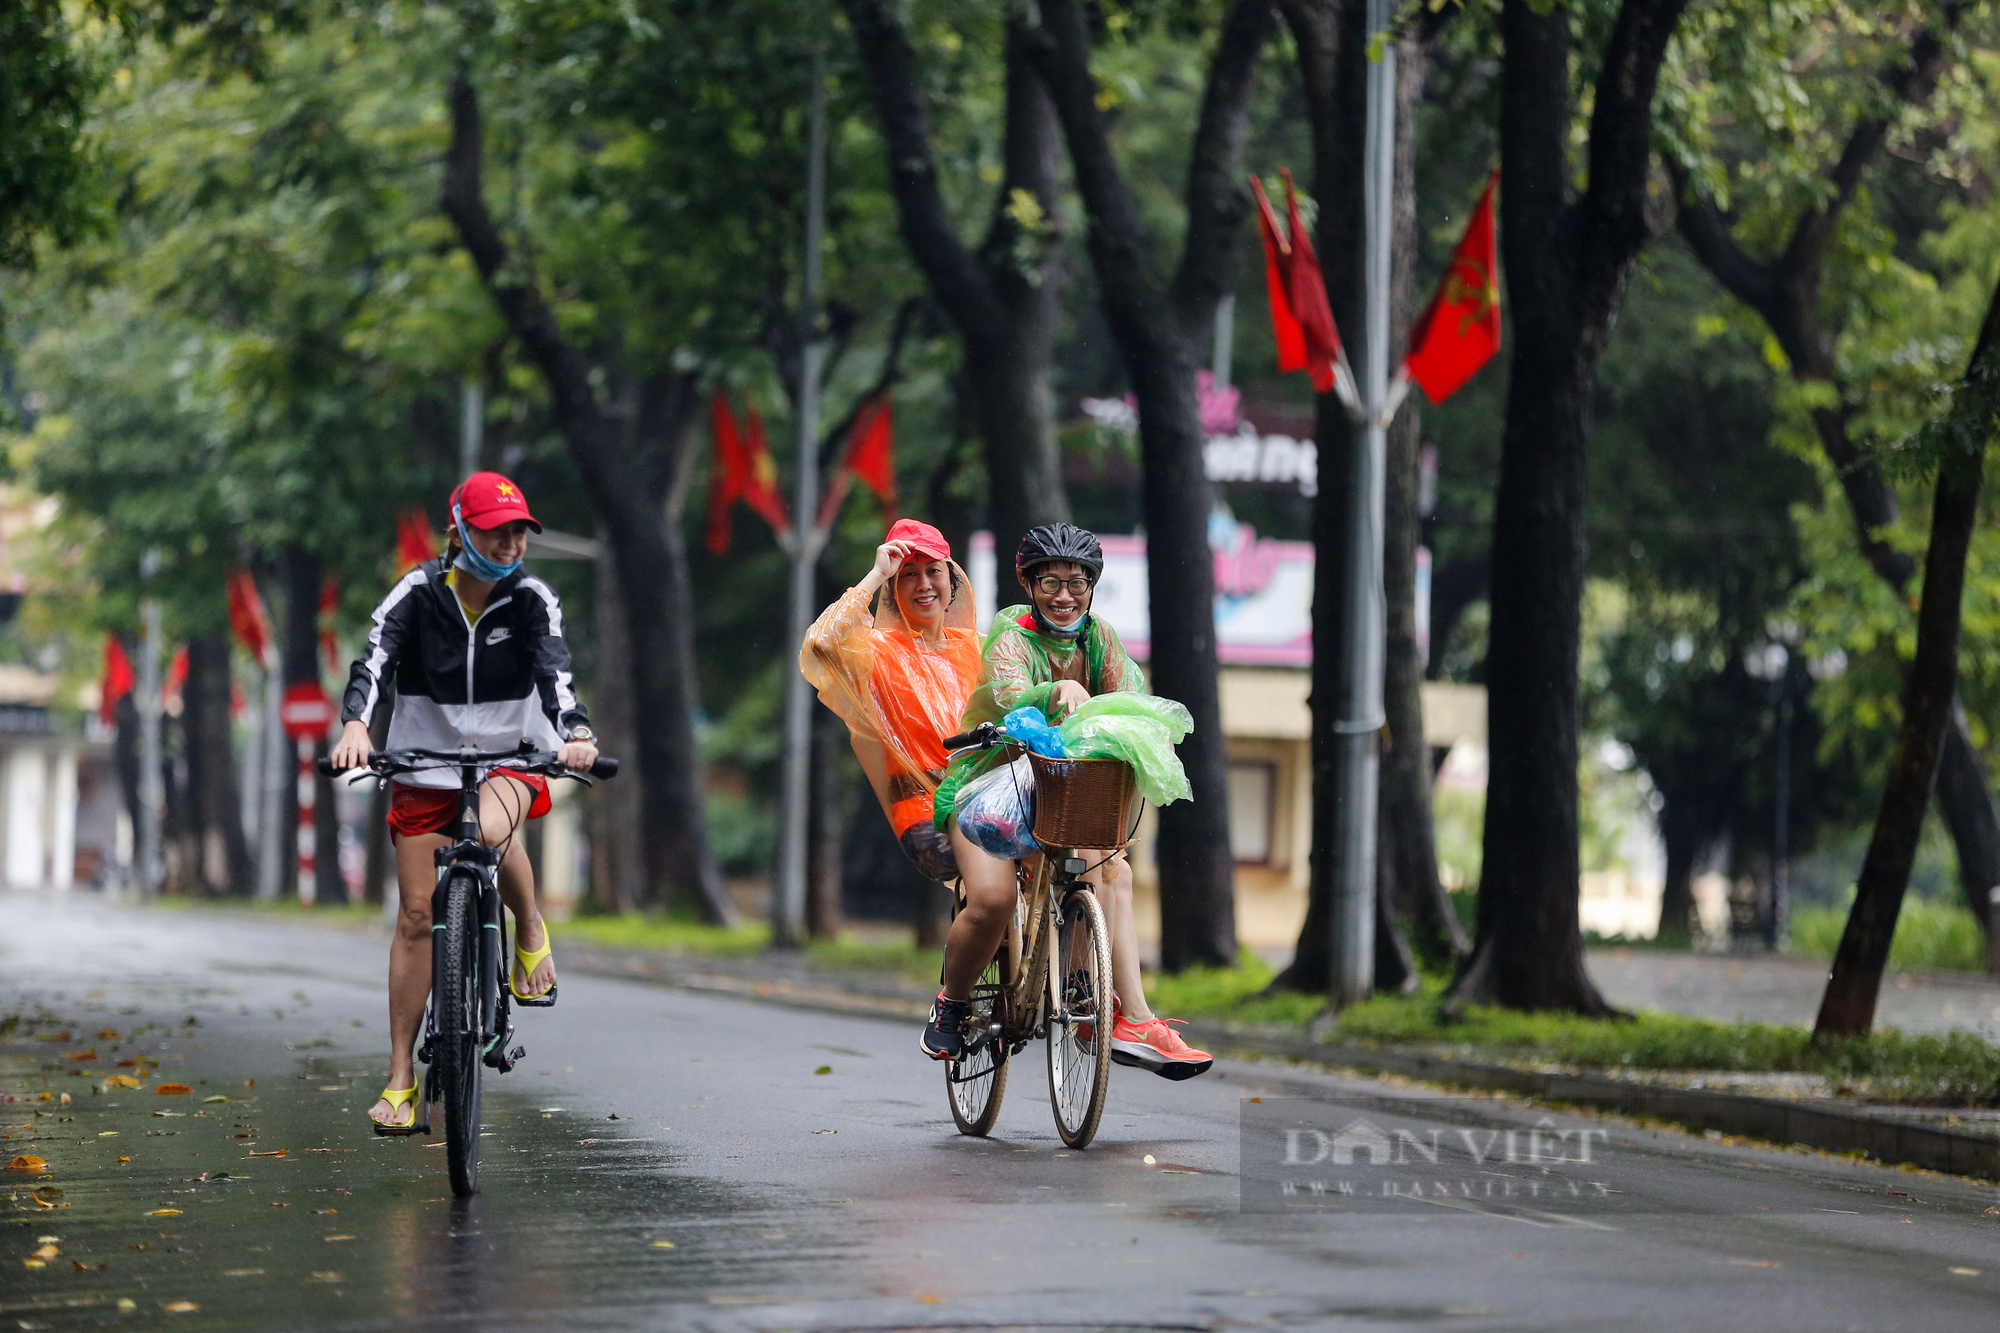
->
<box><xmin>1058</xmin><ymin>695</ymin><xmax>1194</xmax><ymax>806</ymax></box>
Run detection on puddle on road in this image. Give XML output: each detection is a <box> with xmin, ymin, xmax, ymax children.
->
<box><xmin>1</xmin><ymin>1011</ymin><xmax>851</xmax><ymax>1329</ymax></box>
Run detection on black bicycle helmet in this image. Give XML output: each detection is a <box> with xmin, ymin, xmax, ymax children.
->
<box><xmin>1014</xmin><ymin>522</ymin><xmax>1104</xmax><ymax>583</ymax></box>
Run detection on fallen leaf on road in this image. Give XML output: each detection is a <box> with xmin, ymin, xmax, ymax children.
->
<box><xmin>118</xmin><ymin>1156</ymin><xmax>130</xmax><ymax>1164</ymax></box>
<box><xmin>246</xmin><ymin>1149</ymin><xmax>287</xmax><ymax>1157</ymax></box>
<box><xmin>97</xmin><ymin>1030</ymin><xmax>119</xmax><ymax>1041</ymax></box>
<box><xmin>203</xmin><ymin>1097</ymin><xmax>228</xmax><ymax>1104</ymax></box>
<box><xmin>30</xmin><ymin>1244</ymin><xmax>57</xmax><ymax>1260</ymax></box>
<box><xmin>150</xmin><ymin>1209</ymin><xmax>181</xmax><ymax>1217</ymax></box>
<box><xmin>64</xmin><ymin>1051</ymin><xmax>97</xmax><ymax>1061</ymax></box>
<box><xmin>914</xmin><ymin>1294</ymin><xmax>943</xmax><ymax>1304</ymax></box>
<box><xmin>7</xmin><ymin>1155</ymin><xmax>47</xmax><ymax>1172</ymax></box>
<box><xmin>323</xmin><ymin>1235</ymin><xmax>355</xmax><ymax>1243</ymax></box>
<box><xmin>23</xmin><ymin>1258</ymin><xmax>45</xmax><ymax>1269</ymax></box>
<box><xmin>162</xmin><ymin>1301</ymin><xmax>199</xmax><ymax>1313</ymax></box>
<box><xmin>1951</xmin><ymin>1267</ymin><xmax>1981</xmax><ymax>1276</ymax></box>
<box><xmin>103</xmin><ymin>1076</ymin><xmax>141</xmax><ymax>1090</ymax></box>
<box><xmin>650</xmin><ymin>1241</ymin><xmax>675</xmax><ymax>1249</ymax></box>
<box><xmin>1142</xmin><ymin>1154</ymin><xmax>1156</xmax><ymax>1165</ymax></box>
<box><xmin>814</xmin><ymin>1066</ymin><xmax>832</xmax><ymax>1075</ymax></box>
<box><xmin>59</xmin><ymin>1093</ymin><xmax>70</xmax><ymax>1106</ymax></box>
<box><xmin>310</xmin><ymin>1209</ymin><xmax>337</xmax><ymax>1215</ymax></box>
<box><xmin>117</xmin><ymin>1299</ymin><xmax>137</xmax><ymax>1313</ymax></box>
<box><xmin>310</xmin><ymin>1271</ymin><xmax>342</xmax><ymax>1283</ymax></box>
<box><xmin>223</xmin><ymin>1269</ymin><xmax>264</xmax><ymax>1277</ymax></box>
<box><xmin>98</xmin><ymin>1132</ymin><xmax>118</xmax><ymax>1138</ymax></box>
<box><xmin>155</xmin><ymin>1084</ymin><xmax>192</xmax><ymax>1096</ymax></box>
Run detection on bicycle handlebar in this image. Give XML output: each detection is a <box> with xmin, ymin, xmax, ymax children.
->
<box><xmin>317</xmin><ymin>746</ymin><xmax>617</xmax><ymax>781</ymax></box>
<box><xmin>942</xmin><ymin>721</ymin><xmax>1003</xmax><ymax>753</ymax></box>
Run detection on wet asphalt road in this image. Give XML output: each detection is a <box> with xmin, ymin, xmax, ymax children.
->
<box><xmin>2</xmin><ymin>892</ymin><xmax>1998</xmax><ymax>1332</ymax></box>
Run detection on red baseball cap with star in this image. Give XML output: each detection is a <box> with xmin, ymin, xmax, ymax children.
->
<box><xmin>452</xmin><ymin>471</ymin><xmax>542</xmax><ymax>533</ymax></box>
<box><xmin>884</xmin><ymin>518</ymin><xmax>950</xmax><ymax>562</ymax></box>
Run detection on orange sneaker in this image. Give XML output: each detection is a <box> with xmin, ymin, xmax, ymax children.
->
<box><xmin>1110</xmin><ymin>1006</ymin><xmax>1213</xmax><ymax>1081</ymax></box>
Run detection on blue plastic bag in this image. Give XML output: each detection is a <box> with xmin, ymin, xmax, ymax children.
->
<box><xmin>955</xmin><ymin>755</ymin><xmax>1040</xmax><ymax>859</ymax></box>
<box><xmin>1002</xmin><ymin>705</ymin><xmax>1067</xmax><ymax>758</ymax></box>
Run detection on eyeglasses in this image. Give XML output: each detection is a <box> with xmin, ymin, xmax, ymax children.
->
<box><xmin>1034</xmin><ymin>575</ymin><xmax>1093</xmax><ymax>596</ymax></box>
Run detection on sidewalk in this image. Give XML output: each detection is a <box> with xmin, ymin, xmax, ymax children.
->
<box><xmin>1587</xmin><ymin>946</ymin><xmax>2000</xmax><ymax>1041</ymax></box>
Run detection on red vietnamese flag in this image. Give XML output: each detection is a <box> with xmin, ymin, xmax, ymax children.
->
<box><xmin>707</xmin><ymin>392</ymin><xmax>792</xmax><ymax>555</ymax></box>
<box><xmin>1249</xmin><ymin>170</ymin><xmax>1342</xmax><ymax>394</ymax></box>
<box><xmin>162</xmin><ymin>644</ymin><xmax>188</xmax><ymax>709</ymax></box>
<box><xmin>706</xmin><ymin>391</ymin><xmax>748</xmax><ymax>555</ymax></box>
<box><xmin>100</xmin><ymin>633</ymin><xmax>135</xmax><ymax>725</ymax></box>
<box><xmin>319</xmin><ymin>580</ymin><xmax>341</xmax><ymax>678</ymax></box>
<box><xmin>1405</xmin><ymin>171</ymin><xmax>1502</xmax><ymax>404</ymax></box>
<box><xmin>395</xmin><ymin>508</ymin><xmax>439</xmax><ymax>572</ymax></box>
<box><xmin>739</xmin><ymin>406</ymin><xmax>792</xmax><ymax>535</ymax></box>
<box><xmin>227</xmin><ymin>569</ymin><xmax>274</xmax><ymax>668</ymax></box>
<box><xmin>847</xmin><ymin>396</ymin><xmax>896</xmax><ymax>515</ymax></box>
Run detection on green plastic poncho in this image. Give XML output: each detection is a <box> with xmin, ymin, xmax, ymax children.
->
<box><xmin>933</xmin><ymin>606</ymin><xmax>1164</xmax><ymax>829</ymax></box>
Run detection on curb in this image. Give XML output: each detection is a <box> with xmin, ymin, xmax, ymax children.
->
<box><xmin>560</xmin><ymin>943</ymin><xmax>1999</xmax><ymax>1182</ymax></box>
<box><xmin>1206</xmin><ymin>1032</ymin><xmax>2000</xmax><ymax>1182</ymax></box>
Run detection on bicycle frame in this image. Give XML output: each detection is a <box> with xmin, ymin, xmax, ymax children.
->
<box><xmin>954</xmin><ymin>846</ymin><xmax>1098</xmax><ymax>1071</ymax></box>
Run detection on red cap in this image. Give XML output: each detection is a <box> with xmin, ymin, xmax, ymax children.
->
<box><xmin>884</xmin><ymin>518</ymin><xmax>950</xmax><ymax>562</ymax></box>
<box><xmin>451</xmin><ymin>471</ymin><xmax>541</xmax><ymax>533</ymax></box>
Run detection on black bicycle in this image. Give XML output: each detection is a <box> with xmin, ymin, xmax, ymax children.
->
<box><xmin>321</xmin><ymin>741</ymin><xmax>616</xmax><ymax>1196</ymax></box>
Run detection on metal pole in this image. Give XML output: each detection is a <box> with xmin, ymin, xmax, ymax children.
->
<box><xmin>461</xmin><ymin>380</ymin><xmax>484</xmax><ymax>477</ymax></box>
<box><xmin>1771</xmin><ymin>670</ymin><xmax>1792</xmax><ymax>951</ymax></box>
<box><xmin>774</xmin><ymin>48</ymin><xmax>828</xmax><ymax>950</ymax></box>
<box><xmin>257</xmin><ymin>658</ymin><xmax>284</xmax><ymax>902</ymax></box>
<box><xmin>137</xmin><ymin>550</ymin><xmax>163</xmax><ymax>897</ymax></box>
<box><xmin>1329</xmin><ymin>0</ymin><xmax>1397</xmax><ymax>1008</ymax></box>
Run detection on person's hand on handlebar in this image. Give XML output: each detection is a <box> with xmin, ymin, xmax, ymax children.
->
<box><xmin>1048</xmin><ymin>680</ymin><xmax>1091</xmax><ymax>719</ymax></box>
<box><xmin>329</xmin><ymin>719</ymin><xmax>373</xmax><ymax>771</ymax></box>
<box><xmin>559</xmin><ymin>735</ymin><xmax>599</xmax><ymax>774</ymax></box>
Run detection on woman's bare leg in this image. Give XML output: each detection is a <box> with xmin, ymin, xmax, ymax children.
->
<box><xmin>941</xmin><ymin>821</ymin><xmax>1018</xmax><ymax>999</ymax></box>
<box><xmin>373</xmin><ymin>830</ymin><xmax>447</xmax><ymax>1126</ymax></box>
<box><xmin>1084</xmin><ymin>852</ymin><xmax>1152</xmax><ymax>1021</ymax></box>
<box><xmin>483</xmin><ymin>778</ymin><xmax>553</xmax><ymax>996</ymax></box>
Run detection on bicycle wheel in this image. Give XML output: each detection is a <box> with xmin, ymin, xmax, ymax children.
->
<box><xmin>945</xmin><ymin>881</ymin><xmax>1021</xmax><ymax>1136</ymax></box>
<box><xmin>436</xmin><ymin>870</ymin><xmax>485</xmax><ymax>1196</ymax></box>
<box><xmin>1046</xmin><ymin>887</ymin><xmax>1113</xmax><ymax>1149</ymax></box>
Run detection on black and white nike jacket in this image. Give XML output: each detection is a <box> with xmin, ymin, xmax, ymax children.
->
<box><xmin>340</xmin><ymin>557</ymin><xmax>590</xmax><ymax>789</ymax></box>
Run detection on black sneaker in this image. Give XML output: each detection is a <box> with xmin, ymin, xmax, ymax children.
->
<box><xmin>921</xmin><ymin>991</ymin><xmax>972</xmax><ymax>1061</ymax></box>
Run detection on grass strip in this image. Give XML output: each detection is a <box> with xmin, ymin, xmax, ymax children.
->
<box><xmin>1148</xmin><ymin>960</ymin><xmax>2000</xmax><ymax>1105</ymax></box>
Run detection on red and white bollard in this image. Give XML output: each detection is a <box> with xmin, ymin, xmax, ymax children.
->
<box><xmin>296</xmin><ymin>736</ymin><xmax>317</xmax><ymax>906</ymax></box>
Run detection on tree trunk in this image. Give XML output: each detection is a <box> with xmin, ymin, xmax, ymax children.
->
<box><xmin>183</xmin><ymin>633</ymin><xmax>253</xmax><ymax>894</ymax></box>
<box><xmin>842</xmin><ymin>4</ymin><xmax>1070</xmax><ymax>566</ymax></box>
<box><xmin>1444</xmin><ymin>0</ymin><xmax>1688</xmax><ymax>1014</ymax></box>
<box><xmin>587</xmin><ymin>539</ymin><xmax>646</xmax><ymax>914</ymax></box>
<box><xmin>1026</xmin><ymin>0</ymin><xmax>1273</xmax><ymax>970</ymax></box>
<box><xmin>442</xmin><ymin>70</ymin><xmax>734</xmax><ymax>925</ymax></box>
<box><xmin>1376</xmin><ymin>34</ymin><xmax>1467</xmax><ymax>969</ymax></box>
<box><xmin>1814</xmin><ymin>280</ymin><xmax>2000</xmax><ymax>1038</ymax></box>
<box><xmin>807</xmin><ymin>698</ymin><xmax>844</xmax><ymax>940</ymax></box>
<box><xmin>1654</xmin><ymin>794</ymin><xmax>1703</xmax><ymax>945</ymax></box>
<box><xmin>1271</xmin><ymin>0</ymin><xmax>1365</xmax><ymax>998</ymax></box>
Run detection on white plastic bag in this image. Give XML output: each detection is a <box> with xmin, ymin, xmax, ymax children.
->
<box><xmin>954</xmin><ymin>755</ymin><xmax>1038</xmax><ymax>860</ymax></box>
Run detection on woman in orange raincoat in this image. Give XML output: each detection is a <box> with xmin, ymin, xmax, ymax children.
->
<box><xmin>800</xmin><ymin>519</ymin><xmax>981</xmax><ymax>882</ymax></box>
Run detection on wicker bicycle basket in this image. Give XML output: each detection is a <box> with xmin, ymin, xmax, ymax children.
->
<box><xmin>1027</xmin><ymin>751</ymin><xmax>1137</xmax><ymax>849</ymax></box>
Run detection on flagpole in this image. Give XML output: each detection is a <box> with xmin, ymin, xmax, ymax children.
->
<box><xmin>1328</xmin><ymin>0</ymin><xmax>1398</xmax><ymax>1008</ymax></box>
<box><xmin>137</xmin><ymin>549</ymin><xmax>164</xmax><ymax>898</ymax></box>
<box><xmin>774</xmin><ymin>46</ymin><xmax>828</xmax><ymax>951</ymax></box>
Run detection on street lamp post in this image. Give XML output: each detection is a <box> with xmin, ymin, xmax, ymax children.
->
<box><xmin>773</xmin><ymin>48</ymin><xmax>829</xmax><ymax>951</ymax></box>
<box><xmin>1327</xmin><ymin>0</ymin><xmax>1399</xmax><ymax>1008</ymax></box>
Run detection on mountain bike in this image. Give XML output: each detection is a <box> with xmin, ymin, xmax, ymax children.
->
<box><xmin>937</xmin><ymin>723</ymin><xmax>1138</xmax><ymax>1149</ymax></box>
<box><xmin>321</xmin><ymin>742</ymin><xmax>616</xmax><ymax>1196</ymax></box>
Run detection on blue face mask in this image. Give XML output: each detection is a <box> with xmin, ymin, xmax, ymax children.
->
<box><xmin>453</xmin><ymin>506</ymin><xmax>524</xmax><ymax>582</ymax></box>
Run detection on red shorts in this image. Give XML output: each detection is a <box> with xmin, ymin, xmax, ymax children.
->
<box><xmin>387</xmin><ymin>774</ymin><xmax>551</xmax><ymax>841</ymax></box>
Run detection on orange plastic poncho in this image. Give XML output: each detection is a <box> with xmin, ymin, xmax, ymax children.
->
<box><xmin>798</xmin><ymin>563</ymin><xmax>982</xmax><ymax>838</ymax></box>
